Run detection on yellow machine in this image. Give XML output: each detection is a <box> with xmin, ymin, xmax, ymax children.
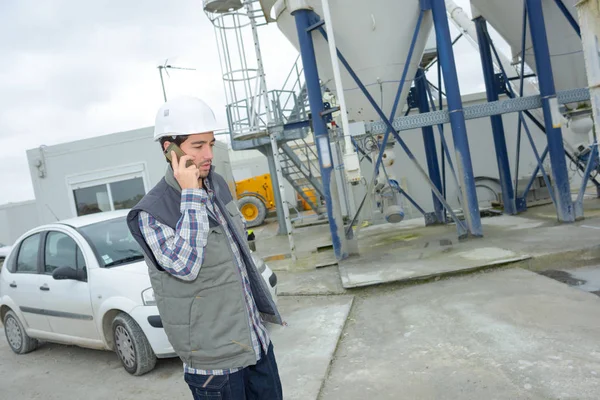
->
<box><xmin>235</xmin><ymin>173</ymin><xmax>316</xmax><ymax>227</ymax></box>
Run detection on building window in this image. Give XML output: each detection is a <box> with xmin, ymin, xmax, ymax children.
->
<box><xmin>73</xmin><ymin>177</ymin><xmax>146</xmax><ymax>216</ymax></box>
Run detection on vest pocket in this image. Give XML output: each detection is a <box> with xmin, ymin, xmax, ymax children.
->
<box><xmin>189</xmin><ymin>281</ymin><xmax>251</xmax><ymax>363</ymax></box>
<box><xmin>224</xmin><ymin>201</ymin><xmax>245</xmax><ymax>236</ymax></box>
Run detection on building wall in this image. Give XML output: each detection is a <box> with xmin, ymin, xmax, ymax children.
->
<box><xmin>0</xmin><ymin>201</ymin><xmax>40</xmax><ymax>245</ymax></box>
<box><xmin>26</xmin><ymin>127</ymin><xmax>231</xmax><ymax>225</ymax></box>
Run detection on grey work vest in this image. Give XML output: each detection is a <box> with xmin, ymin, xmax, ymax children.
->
<box><xmin>127</xmin><ymin>166</ymin><xmax>281</xmax><ymax>370</ymax></box>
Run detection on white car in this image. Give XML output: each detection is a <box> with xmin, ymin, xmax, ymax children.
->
<box><xmin>0</xmin><ymin>210</ymin><xmax>277</xmax><ymax>376</ymax></box>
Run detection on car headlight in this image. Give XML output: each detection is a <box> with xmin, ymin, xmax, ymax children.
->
<box><xmin>141</xmin><ymin>287</ymin><xmax>156</xmax><ymax>306</ymax></box>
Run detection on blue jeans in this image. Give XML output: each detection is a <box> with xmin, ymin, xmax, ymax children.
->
<box><xmin>184</xmin><ymin>343</ymin><xmax>283</xmax><ymax>400</ymax></box>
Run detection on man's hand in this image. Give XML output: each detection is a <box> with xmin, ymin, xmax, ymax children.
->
<box><xmin>172</xmin><ymin>152</ymin><xmax>201</xmax><ymax>190</ymax></box>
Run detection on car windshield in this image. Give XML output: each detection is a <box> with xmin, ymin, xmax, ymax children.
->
<box><xmin>78</xmin><ymin>217</ymin><xmax>145</xmax><ymax>267</ymax></box>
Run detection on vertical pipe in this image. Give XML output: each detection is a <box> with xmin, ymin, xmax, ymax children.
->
<box><xmin>158</xmin><ymin>67</ymin><xmax>167</xmax><ymax>102</ymax></box>
<box><xmin>264</xmin><ymin>146</ymin><xmax>288</xmax><ymax>235</ymax></box>
<box><xmin>430</xmin><ymin>0</ymin><xmax>483</xmax><ymax>236</ymax></box>
<box><xmin>474</xmin><ymin>17</ymin><xmax>516</xmax><ymax>215</ymax></box>
<box><xmin>293</xmin><ymin>8</ymin><xmax>348</xmax><ymax>260</ymax></box>
<box><xmin>526</xmin><ymin>0</ymin><xmax>575</xmax><ymax>222</ymax></box>
<box><xmin>415</xmin><ymin>68</ymin><xmax>444</xmax><ymax>223</ymax></box>
<box><xmin>576</xmin><ymin>0</ymin><xmax>600</xmax><ymax>146</ymax></box>
<box><xmin>247</xmin><ymin>2</ymin><xmax>296</xmax><ymax>256</ymax></box>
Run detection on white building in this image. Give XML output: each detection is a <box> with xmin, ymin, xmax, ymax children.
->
<box><xmin>25</xmin><ymin>126</ymin><xmax>234</xmax><ymax>227</ymax></box>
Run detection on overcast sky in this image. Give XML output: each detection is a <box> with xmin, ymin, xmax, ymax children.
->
<box><xmin>0</xmin><ymin>0</ymin><xmax>508</xmax><ymax>206</ymax></box>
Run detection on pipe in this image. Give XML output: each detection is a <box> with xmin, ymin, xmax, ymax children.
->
<box><xmin>321</xmin><ymin>0</ymin><xmax>356</xmax><ymax>165</ymax></box>
<box><xmin>247</xmin><ymin>1</ymin><xmax>296</xmax><ymax>257</ymax></box>
<box><xmin>576</xmin><ymin>0</ymin><xmax>600</xmax><ymax>146</ymax></box>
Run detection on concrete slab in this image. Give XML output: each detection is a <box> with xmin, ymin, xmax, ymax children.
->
<box><xmin>338</xmin><ymin>242</ymin><xmax>530</xmax><ymax>288</ymax></box>
<box><xmin>277</xmin><ymin>266</ymin><xmax>347</xmax><ymax>296</ymax></box>
<box><xmin>0</xmin><ymin>295</ymin><xmax>353</xmax><ymax>400</ymax></box>
<box><xmin>321</xmin><ymin>269</ymin><xmax>600</xmax><ymax>400</ymax></box>
<box><xmin>271</xmin><ymin>296</ymin><xmax>354</xmax><ymax>399</ymax></box>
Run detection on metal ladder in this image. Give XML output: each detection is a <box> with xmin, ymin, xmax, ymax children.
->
<box><xmin>246</xmin><ymin>0</ymin><xmax>268</xmax><ymax>26</ymax></box>
<box><xmin>238</xmin><ymin>4</ymin><xmax>326</xmax><ymax>215</ymax></box>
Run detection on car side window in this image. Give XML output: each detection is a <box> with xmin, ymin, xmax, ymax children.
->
<box><xmin>44</xmin><ymin>232</ymin><xmax>83</xmax><ymax>274</ymax></box>
<box><xmin>0</xmin><ymin>257</ymin><xmax>5</xmax><ymax>270</ymax></box>
<box><xmin>16</xmin><ymin>234</ymin><xmax>41</xmax><ymax>273</ymax></box>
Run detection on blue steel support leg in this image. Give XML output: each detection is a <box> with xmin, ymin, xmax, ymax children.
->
<box><xmin>474</xmin><ymin>17</ymin><xmax>516</xmax><ymax>215</ymax></box>
<box><xmin>430</xmin><ymin>0</ymin><xmax>482</xmax><ymax>236</ymax></box>
<box><xmin>526</xmin><ymin>0</ymin><xmax>575</xmax><ymax>222</ymax></box>
<box><xmin>415</xmin><ymin>68</ymin><xmax>444</xmax><ymax>223</ymax></box>
<box><xmin>293</xmin><ymin>8</ymin><xmax>349</xmax><ymax>260</ymax></box>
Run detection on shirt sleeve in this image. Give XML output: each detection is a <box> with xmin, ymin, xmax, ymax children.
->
<box><xmin>137</xmin><ymin>189</ymin><xmax>210</xmax><ymax>281</ymax></box>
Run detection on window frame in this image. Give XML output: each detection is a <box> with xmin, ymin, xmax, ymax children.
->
<box><xmin>43</xmin><ymin>231</ymin><xmax>87</xmax><ymax>277</ymax></box>
<box><xmin>13</xmin><ymin>233</ymin><xmax>44</xmax><ymax>275</ymax></box>
<box><xmin>66</xmin><ymin>163</ymin><xmax>150</xmax><ymax>217</ymax></box>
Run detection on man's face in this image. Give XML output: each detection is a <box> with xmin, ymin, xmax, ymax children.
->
<box><xmin>164</xmin><ymin>132</ymin><xmax>216</xmax><ymax>178</ymax></box>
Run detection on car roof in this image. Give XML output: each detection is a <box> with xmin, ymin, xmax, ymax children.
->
<box><xmin>0</xmin><ymin>246</ymin><xmax>11</xmax><ymax>257</ymax></box>
<box><xmin>56</xmin><ymin>209</ymin><xmax>130</xmax><ymax>228</ymax></box>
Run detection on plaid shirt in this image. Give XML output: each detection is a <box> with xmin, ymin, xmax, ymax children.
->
<box><xmin>138</xmin><ymin>184</ymin><xmax>270</xmax><ymax>375</ymax></box>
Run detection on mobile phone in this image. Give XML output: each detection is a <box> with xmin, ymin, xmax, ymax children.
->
<box><xmin>164</xmin><ymin>143</ymin><xmax>194</xmax><ymax>168</ymax></box>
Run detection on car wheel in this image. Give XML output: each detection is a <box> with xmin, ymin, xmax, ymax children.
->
<box><xmin>112</xmin><ymin>313</ymin><xmax>157</xmax><ymax>376</ymax></box>
<box><xmin>239</xmin><ymin>196</ymin><xmax>267</xmax><ymax>227</ymax></box>
<box><xmin>3</xmin><ymin>310</ymin><xmax>38</xmax><ymax>354</ymax></box>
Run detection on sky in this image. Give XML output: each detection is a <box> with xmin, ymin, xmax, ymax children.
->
<box><xmin>0</xmin><ymin>0</ymin><xmax>508</xmax><ymax>206</ymax></box>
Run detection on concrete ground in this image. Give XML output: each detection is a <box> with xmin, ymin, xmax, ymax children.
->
<box><xmin>2</xmin><ymin>200</ymin><xmax>600</xmax><ymax>399</ymax></box>
<box><xmin>0</xmin><ymin>296</ymin><xmax>353</xmax><ymax>400</ymax></box>
<box><xmin>320</xmin><ymin>269</ymin><xmax>600</xmax><ymax>400</ymax></box>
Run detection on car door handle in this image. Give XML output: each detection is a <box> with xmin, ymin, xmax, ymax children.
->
<box><xmin>40</xmin><ymin>285</ymin><xmax>50</xmax><ymax>291</ymax></box>
<box><xmin>9</xmin><ymin>282</ymin><xmax>17</xmax><ymax>288</ymax></box>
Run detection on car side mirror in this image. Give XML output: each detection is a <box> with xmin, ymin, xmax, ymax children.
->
<box><xmin>53</xmin><ymin>266</ymin><xmax>85</xmax><ymax>281</ymax></box>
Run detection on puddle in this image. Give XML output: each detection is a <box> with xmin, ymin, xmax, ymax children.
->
<box><xmin>539</xmin><ymin>267</ymin><xmax>600</xmax><ymax>297</ymax></box>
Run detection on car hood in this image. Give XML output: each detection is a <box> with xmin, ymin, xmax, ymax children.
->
<box><xmin>112</xmin><ymin>260</ymin><xmax>149</xmax><ymax>275</ymax></box>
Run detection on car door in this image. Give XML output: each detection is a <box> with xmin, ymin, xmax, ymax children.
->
<box><xmin>38</xmin><ymin>230</ymin><xmax>100</xmax><ymax>340</ymax></box>
<box><xmin>5</xmin><ymin>233</ymin><xmax>52</xmax><ymax>332</ymax></box>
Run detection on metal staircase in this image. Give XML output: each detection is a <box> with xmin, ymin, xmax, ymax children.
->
<box><xmin>222</xmin><ymin>1</ymin><xmax>325</xmax><ymax>215</ymax></box>
<box><xmin>280</xmin><ymin>140</ymin><xmax>324</xmax><ymax>212</ymax></box>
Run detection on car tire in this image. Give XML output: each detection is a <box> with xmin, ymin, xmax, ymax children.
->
<box><xmin>112</xmin><ymin>313</ymin><xmax>157</xmax><ymax>376</ymax></box>
<box><xmin>3</xmin><ymin>310</ymin><xmax>38</xmax><ymax>354</ymax></box>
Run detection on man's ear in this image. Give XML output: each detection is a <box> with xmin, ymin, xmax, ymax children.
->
<box><xmin>162</xmin><ymin>141</ymin><xmax>171</xmax><ymax>153</ymax></box>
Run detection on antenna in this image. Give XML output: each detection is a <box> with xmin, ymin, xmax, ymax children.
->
<box><xmin>157</xmin><ymin>58</ymin><xmax>197</xmax><ymax>102</ymax></box>
<box><xmin>45</xmin><ymin>204</ymin><xmax>59</xmax><ymax>222</ymax></box>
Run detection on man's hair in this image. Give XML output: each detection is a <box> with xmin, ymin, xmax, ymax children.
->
<box><xmin>160</xmin><ymin>136</ymin><xmax>187</xmax><ymax>163</ymax></box>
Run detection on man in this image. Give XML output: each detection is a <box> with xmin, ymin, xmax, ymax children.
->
<box><xmin>127</xmin><ymin>96</ymin><xmax>283</xmax><ymax>400</ymax></box>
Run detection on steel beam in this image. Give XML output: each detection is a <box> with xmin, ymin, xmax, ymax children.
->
<box><xmin>474</xmin><ymin>17</ymin><xmax>516</xmax><ymax>215</ymax></box>
<box><xmin>526</xmin><ymin>0</ymin><xmax>575</xmax><ymax>222</ymax></box>
<box><xmin>431</xmin><ymin>0</ymin><xmax>482</xmax><ymax>236</ymax></box>
<box><xmin>414</xmin><ymin>68</ymin><xmax>445</xmax><ymax>223</ymax></box>
<box><xmin>293</xmin><ymin>8</ymin><xmax>349</xmax><ymax>261</ymax></box>
<box><xmin>261</xmin><ymin>146</ymin><xmax>288</xmax><ymax>235</ymax></box>
<box><xmin>365</xmin><ymin>87</ymin><xmax>591</xmax><ymax>134</ymax></box>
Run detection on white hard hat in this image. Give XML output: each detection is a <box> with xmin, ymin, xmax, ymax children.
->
<box><xmin>153</xmin><ymin>96</ymin><xmax>223</xmax><ymax>141</ymax></box>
